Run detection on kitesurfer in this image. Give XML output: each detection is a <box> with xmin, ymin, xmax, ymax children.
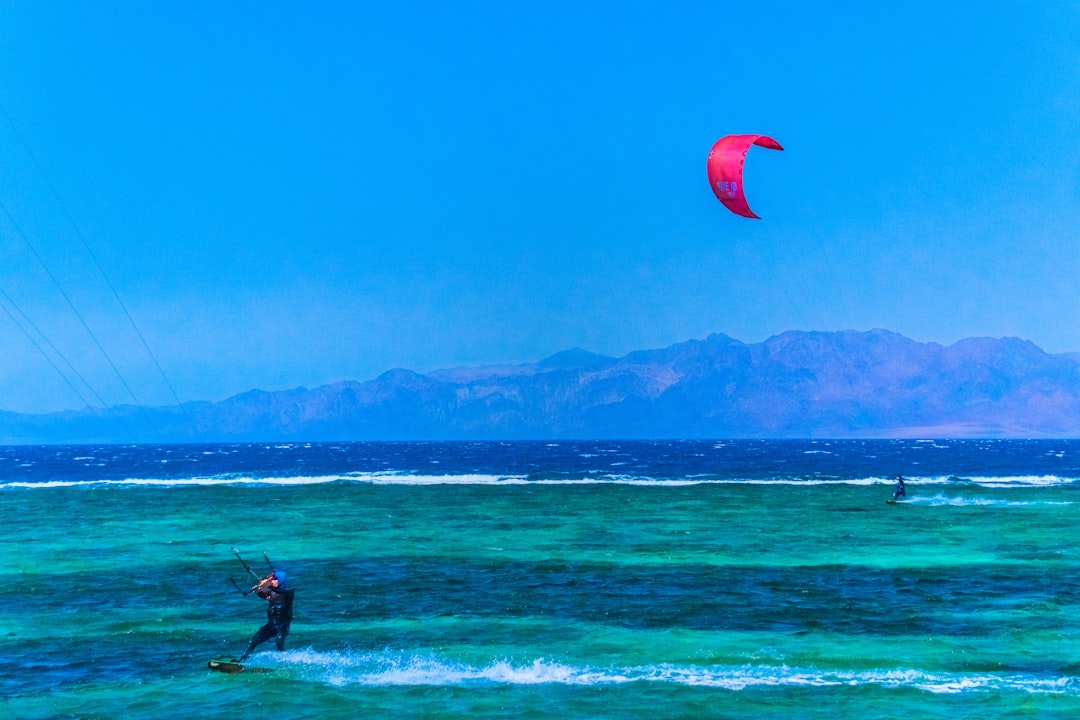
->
<box><xmin>891</xmin><ymin>475</ymin><xmax>907</xmax><ymax>501</ymax></box>
<box><xmin>240</xmin><ymin>570</ymin><xmax>295</xmax><ymax>660</ymax></box>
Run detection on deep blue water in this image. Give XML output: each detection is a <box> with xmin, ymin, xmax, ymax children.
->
<box><xmin>3</xmin><ymin>438</ymin><xmax>1077</xmax><ymax>485</ymax></box>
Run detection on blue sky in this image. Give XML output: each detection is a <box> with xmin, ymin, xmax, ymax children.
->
<box><xmin>0</xmin><ymin>2</ymin><xmax>1077</xmax><ymax>414</ymax></box>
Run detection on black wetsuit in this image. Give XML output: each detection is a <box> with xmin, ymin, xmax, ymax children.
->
<box><xmin>242</xmin><ymin>587</ymin><xmax>295</xmax><ymax>659</ymax></box>
<box><xmin>892</xmin><ymin>477</ymin><xmax>906</xmax><ymax>500</ymax></box>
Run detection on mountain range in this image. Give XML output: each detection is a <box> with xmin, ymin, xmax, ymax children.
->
<box><xmin>3</xmin><ymin>329</ymin><xmax>1080</xmax><ymax>444</ymax></box>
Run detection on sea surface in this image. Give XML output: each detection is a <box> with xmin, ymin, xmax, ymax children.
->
<box><xmin>3</xmin><ymin>439</ymin><xmax>1080</xmax><ymax>719</ymax></box>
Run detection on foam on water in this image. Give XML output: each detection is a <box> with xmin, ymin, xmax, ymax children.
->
<box><xmin>0</xmin><ymin>474</ymin><xmax>365</xmax><ymax>488</ymax></box>
<box><xmin>258</xmin><ymin>649</ymin><xmax>1080</xmax><ymax>695</ymax></box>
<box><xmin>2</xmin><ymin>471</ymin><xmax>1076</xmax><ymax>489</ymax></box>
<box><xmin>908</xmin><ymin>492</ymin><xmax>1073</xmax><ymax>507</ymax></box>
<box><xmin>962</xmin><ymin>474</ymin><xmax>1073</xmax><ymax>487</ymax></box>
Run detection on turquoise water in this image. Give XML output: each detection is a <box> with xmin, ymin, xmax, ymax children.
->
<box><xmin>3</xmin><ymin>441</ymin><xmax>1080</xmax><ymax>718</ymax></box>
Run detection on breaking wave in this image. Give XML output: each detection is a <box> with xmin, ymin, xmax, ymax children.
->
<box><xmin>2</xmin><ymin>472</ymin><xmax>1077</xmax><ymax>489</ymax></box>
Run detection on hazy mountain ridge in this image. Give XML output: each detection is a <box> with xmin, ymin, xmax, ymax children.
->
<box><xmin>4</xmin><ymin>329</ymin><xmax>1080</xmax><ymax>443</ymax></box>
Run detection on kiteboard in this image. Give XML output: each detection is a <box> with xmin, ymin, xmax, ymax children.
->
<box><xmin>208</xmin><ymin>657</ymin><xmax>273</xmax><ymax>673</ymax></box>
<box><xmin>208</xmin><ymin>658</ymin><xmax>245</xmax><ymax>673</ymax></box>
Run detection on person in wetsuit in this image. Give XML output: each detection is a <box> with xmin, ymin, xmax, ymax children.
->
<box><xmin>891</xmin><ymin>475</ymin><xmax>907</xmax><ymax>501</ymax></box>
<box><xmin>240</xmin><ymin>570</ymin><xmax>295</xmax><ymax>660</ymax></box>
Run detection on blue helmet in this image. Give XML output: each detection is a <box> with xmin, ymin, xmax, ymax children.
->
<box><xmin>273</xmin><ymin>570</ymin><xmax>287</xmax><ymax>587</ymax></box>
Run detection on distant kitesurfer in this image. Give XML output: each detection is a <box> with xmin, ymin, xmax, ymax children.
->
<box><xmin>891</xmin><ymin>475</ymin><xmax>907</xmax><ymax>502</ymax></box>
<box><xmin>240</xmin><ymin>570</ymin><xmax>295</xmax><ymax>661</ymax></box>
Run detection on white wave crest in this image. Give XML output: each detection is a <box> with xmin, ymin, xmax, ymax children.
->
<box><xmin>2</xmin><ymin>472</ymin><xmax>1075</xmax><ymax>490</ymax></box>
<box><xmin>961</xmin><ymin>475</ymin><xmax>1073</xmax><ymax>487</ymax></box>
<box><xmin>0</xmin><ymin>474</ymin><xmax>357</xmax><ymax>489</ymax></box>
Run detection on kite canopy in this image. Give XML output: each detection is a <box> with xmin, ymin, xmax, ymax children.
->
<box><xmin>706</xmin><ymin>134</ymin><xmax>784</xmax><ymax>219</ymax></box>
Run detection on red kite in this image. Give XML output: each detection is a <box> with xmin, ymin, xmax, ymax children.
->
<box><xmin>707</xmin><ymin>134</ymin><xmax>784</xmax><ymax>219</ymax></box>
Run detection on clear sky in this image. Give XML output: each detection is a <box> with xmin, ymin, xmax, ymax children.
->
<box><xmin>0</xmin><ymin>2</ymin><xmax>1077</xmax><ymax>414</ymax></box>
